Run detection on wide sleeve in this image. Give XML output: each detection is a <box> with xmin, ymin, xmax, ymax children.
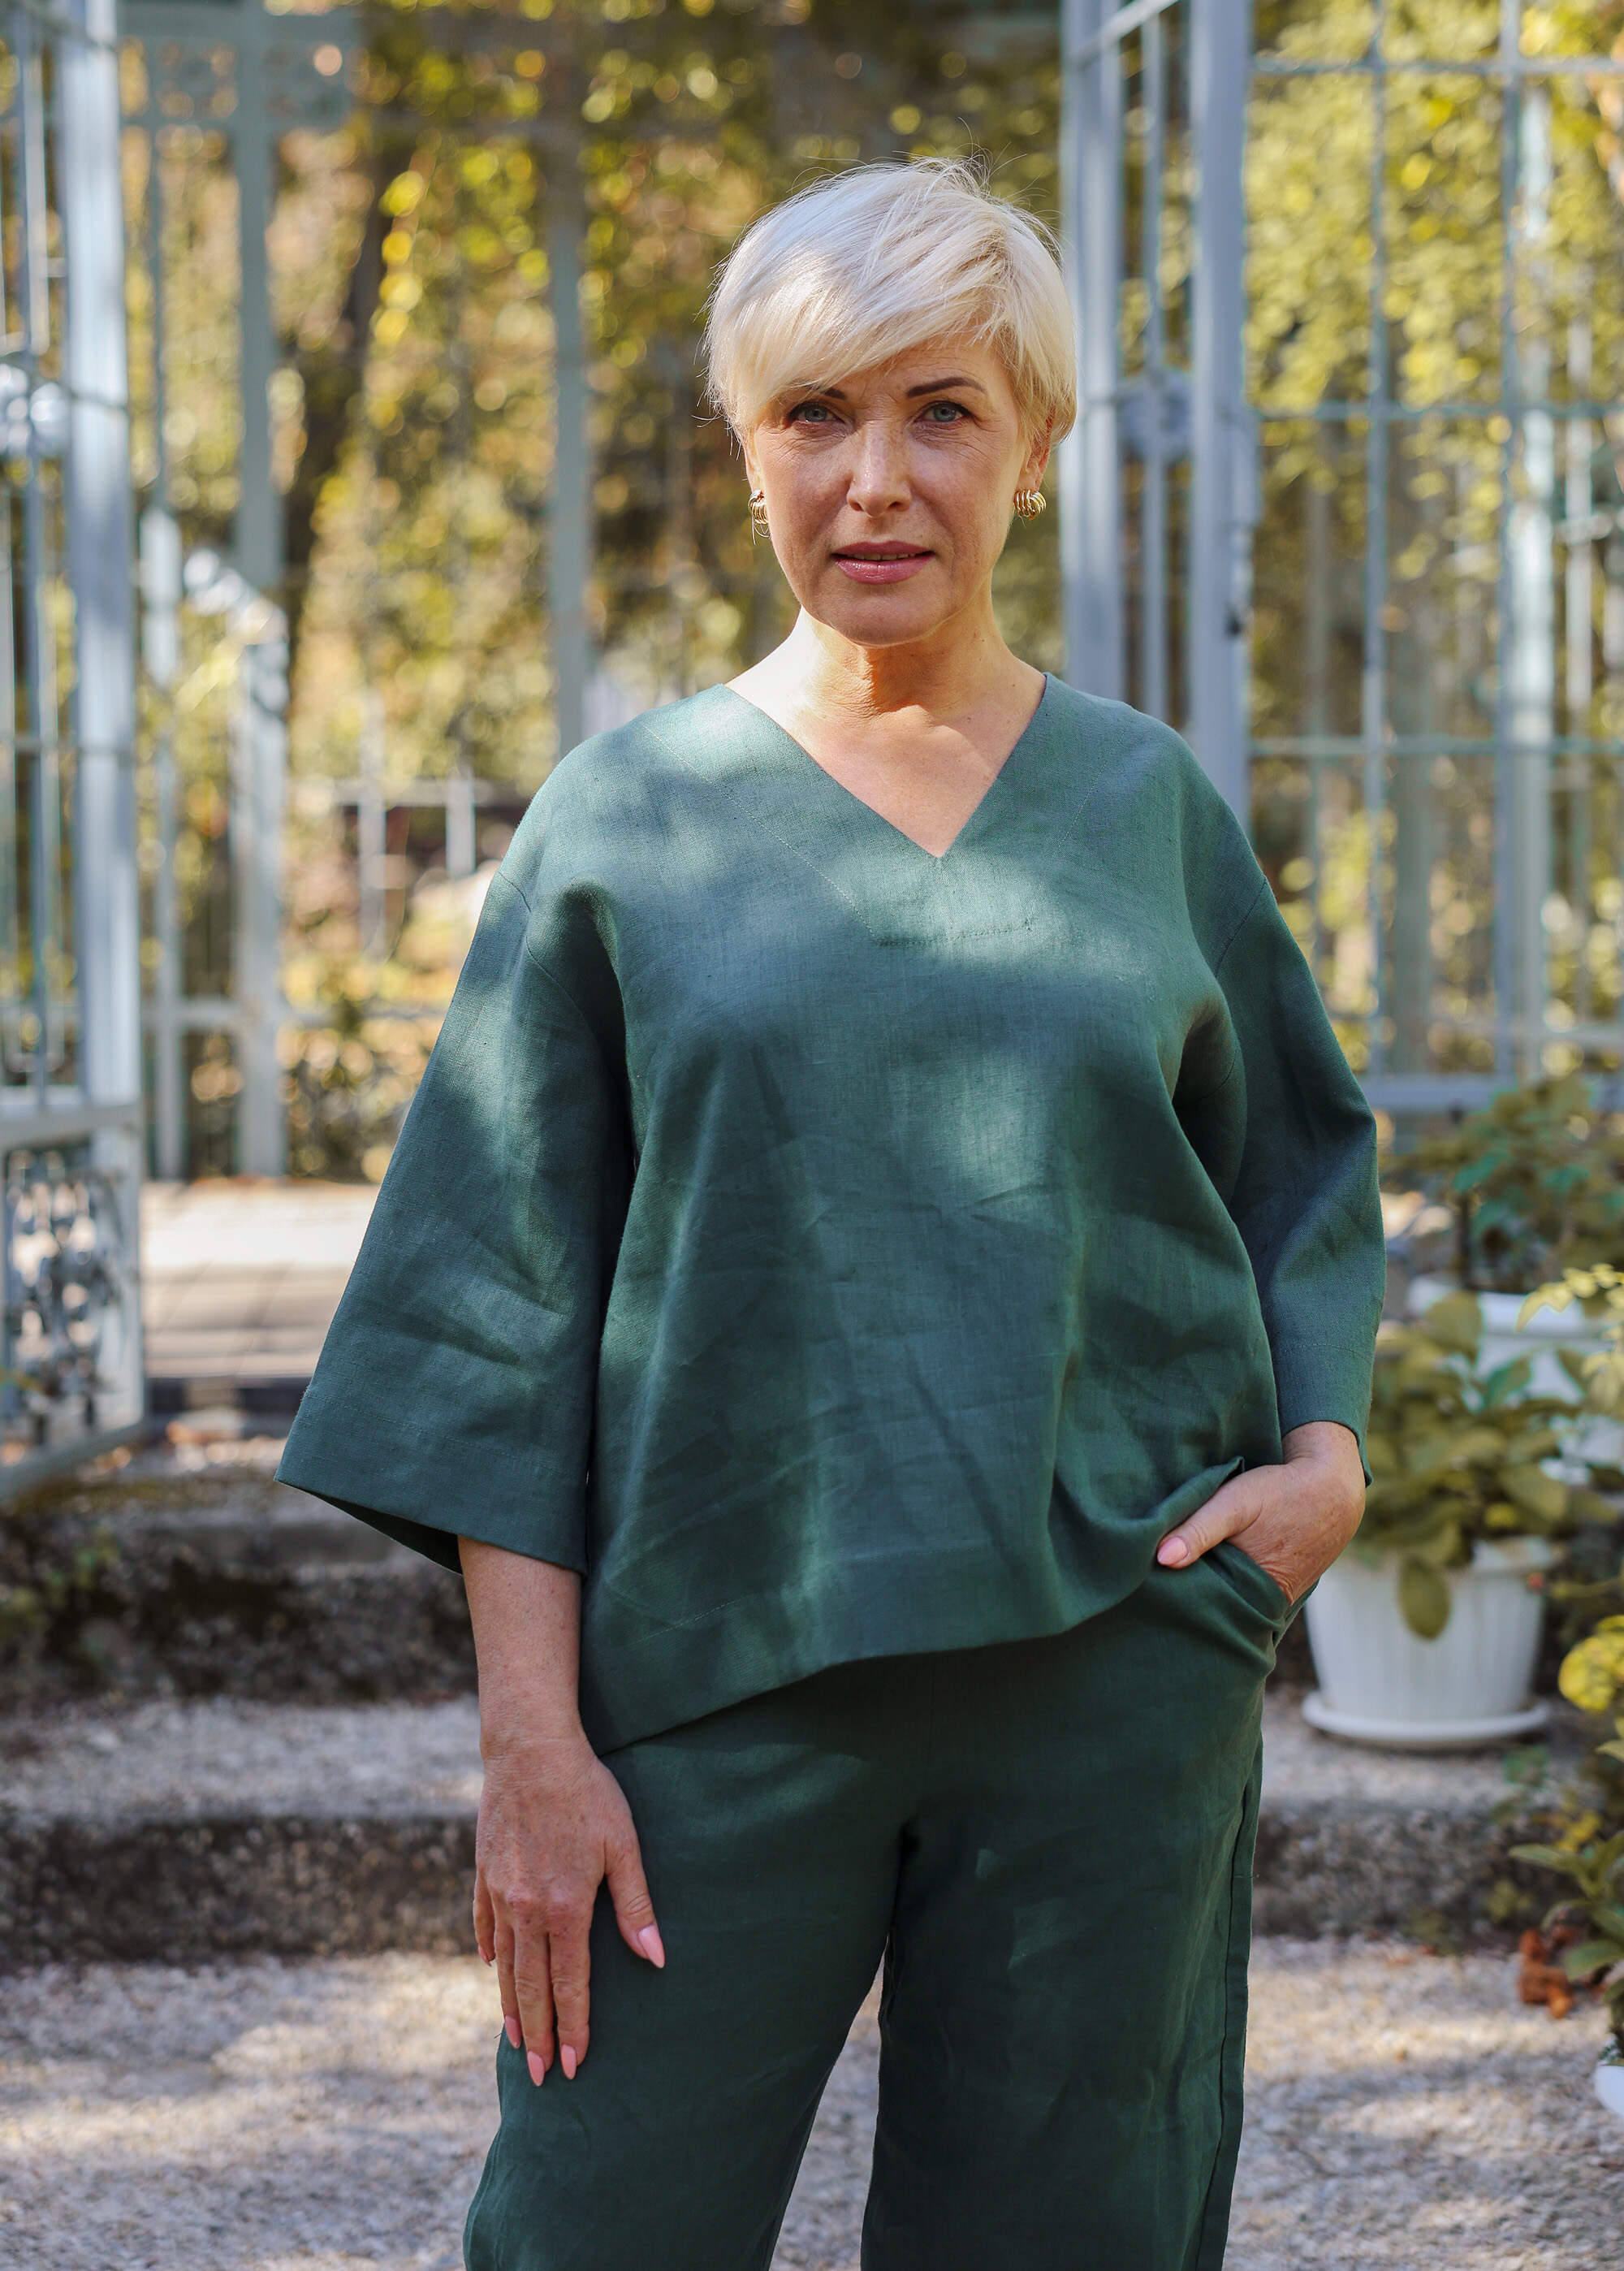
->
<box><xmin>1182</xmin><ymin>876</ymin><xmax>1386</xmax><ymax>1461</ymax></box>
<box><xmin>274</xmin><ymin>867</ymin><xmax>632</xmax><ymax>1574</ymax></box>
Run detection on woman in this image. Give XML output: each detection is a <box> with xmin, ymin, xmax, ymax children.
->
<box><xmin>280</xmin><ymin>159</ymin><xmax>1384</xmax><ymax>2270</ymax></box>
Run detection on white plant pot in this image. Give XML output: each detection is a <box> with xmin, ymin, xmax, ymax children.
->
<box><xmin>1407</xmin><ymin>1272</ymin><xmax>1622</xmax><ymax>1469</ymax></box>
<box><xmin>1302</xmin><ymin>1537</ymin><xmax>1553</xmax><ymax>1750</ymax></box>
<box><xmin>1596</xmin><ymin>2048</ymin><xmax>1624</xmax><ymax>2124</ymax></box>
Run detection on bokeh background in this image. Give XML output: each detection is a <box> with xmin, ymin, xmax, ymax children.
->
<box><xmin>2</xmin><ymin>0</ymin><xmax>1624</xmax><ymax>1469</ymax></box>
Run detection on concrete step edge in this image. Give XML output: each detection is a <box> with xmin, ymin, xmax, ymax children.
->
<box><xmin>0</xmin><ymin>1793</ymin><xmax>1534</xmax><ymax>1966</ymax></box>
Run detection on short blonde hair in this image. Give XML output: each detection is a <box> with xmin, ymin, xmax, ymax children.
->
<box><xmin>705</xmin><ymin>158</ymin><xmax>1076</xmax><ymax>445</ymax></box>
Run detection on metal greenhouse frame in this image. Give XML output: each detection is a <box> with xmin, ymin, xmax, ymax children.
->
<box><xmin>1061</xmin><ymin>0</ymin><xmax>1624</xmax><ymax>1114</ymax></box>
<box><xmin>0</xmin><ymin>0</ymin><xmax>144</xmax><ymax>1485</ymax></box>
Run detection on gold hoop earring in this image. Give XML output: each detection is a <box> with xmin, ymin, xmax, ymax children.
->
<box><xmin>1013</xmin><ymin>489</ymin><xmax>1047</xmax><ymax>521</ymax></box>
<box><xmin>748</xmin><ymin>490</ymin><xmax>770</xmax><ymax>540</ymax></box>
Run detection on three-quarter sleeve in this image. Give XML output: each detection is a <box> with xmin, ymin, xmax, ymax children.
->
<box><xmin>275</xmin><ymin>867</ymin><xmax>633</xmax><ymax>1574</ymax></box>
<box><xmin>1182</xmin><ymin>877</ymin><xmax>1385</xmax><ymax>1461</ymax></box>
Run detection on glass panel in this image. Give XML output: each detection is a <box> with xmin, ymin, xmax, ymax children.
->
<box><xmin>1520</xmin><ymin>3</ymin><xmax>1624</xmax><ymax>64</ymax></box>
<box><xmin>1516</xmin><ymin>76</ymin><xmax>1624</xmax><ymax>407</ymax></box>
<box><xmin>157</xmin><ymin>125</ymin><xmax>240</xmax><ymax>534</ymax></box>
<box><xmin>1251</xmin><ymin>754</ymin><xmax>1376</xmax><ymax>1068</ymax></box>
<box><xmin>1382</xmin><ymin>0</ymin><xmax>1499</xmax><ymax>64</ymax></box>
<box><xmin>184</xmin><ymin>1027</ymin><xmax>240</xmax><ymax>1176</ymax></box>
<box><xmin>1254</xmin><ymin>0</ymin><xmax>1377</xmax><ymax>65</ymax></box>
<box><xmin>1246</xmin><ymin>71</ymin><xmax>1374</xmax><ymax>412</ymax></box>
<box><xmin>1121</xmin><ymin>11</ymin><xmax>1191</xmax><ymax>386</ymax></box>
<box><xmin>1253</xmin><ymin>419</ymin><xmax>1367</xmax><ymax>742</ymax></box>
<box><xmin>1548</xmin><ymin>752</ymin><xmax>1624</xmax><ymax>1057</ymax></box>
<box><xmin>1385</xmin><ymin>74</ymin><xmax>1504</xmax><ymax>409</ymax></box>
<box><xmin>1546</xmin><ymin>408</ymin><xmax>1624</xmax><ymax>744</ymax></box>
<box><xmin>1385</xmin><ymin>415</ymin><xmax>1502</xmax><ymax>741</ymax></box>
<box><xmin>1381</xmin><ymin>749</ymin><xmax>1499</xmax><ymax>1075</ymax></box>
<box><xmin>1121</xmin><ymin>445</ymin><xmax>1189</xmax><ymax>723</ymax></box>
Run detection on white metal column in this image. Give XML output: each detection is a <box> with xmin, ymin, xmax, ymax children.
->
<box><xmin>63</xmin><ymin>0</ymin><xmax>141</xmax><ymax>1118</ymax></box>
<box><xmin>1187</xmin><ymin>0</ymin><xmax>1254</xmax><ymax>815</ymax></box>
<box><xmin>1059</xmin><ymin>0</ymin><xmax>1124</xmax><ymax>703</ymax></box>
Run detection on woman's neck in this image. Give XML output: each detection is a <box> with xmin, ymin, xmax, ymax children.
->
<box><xmin>740</xmin><ymin>598</ymin><xmax>1034</xmax><ymax>739</ymax></box>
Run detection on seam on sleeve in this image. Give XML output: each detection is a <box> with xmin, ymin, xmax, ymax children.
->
<box><xmin>1209</xmin><ymin>874</ymin><xmax>1272</xmax><ymax>982</ymax></box>
<box><xmin>1176</xmin><ymin>1049</ymin><xmax>1243</xmax><ymax>1112</ymax></box>
<box><xmin>504</xmin><ymin>886</ymin><xmax>633</xmax><ymax>1117</ymax></box>
<box><xmin>490</xmin><ymin>850</ymin><xmax>634</xmax><ymax>1144</ymax></box>
<box><xmin>490</xmin><ymin>868</ymin><xmax>601</xmax><ymax>1036</ymax></box>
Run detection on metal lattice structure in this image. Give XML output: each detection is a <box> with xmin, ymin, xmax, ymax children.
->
<box><xmin>1061</xmin><ymin>0</ymin><xmax>1624</xmax><ymax>1115</ymax></box>
<box><xmin>0</xmin><ymin>0</ymin><xmax>144</xmax><ymax>1486</ymax></box>
<box><xmin>125</xmin><ymin>0</ymin><xmax>356</xmax><ymax>1178</ymax></box>
<box><xmin>105</xmin><ymin>0</ymin><xmax>1624</xmax><ymax>1209</ymax></box>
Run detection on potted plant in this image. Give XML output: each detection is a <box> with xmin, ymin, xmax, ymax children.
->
<box><xmin>1511</xmin><ymin>1613</ymin><xmax>1624</xmax><ymax>2122</ymax></box>
<box><xmin>1392</xmin><ymin>1076</ymin><xmax>1624</xmax><ymax>1459</ymax></box>
<box><xmin>1396</xmin><ymin>1074</ymin><xmax>1624</xmax><ymax>1296</ymax></box>
<box><xmin>1302</xmin><ymin>1291</ymin><xmax>1612</xmax><ymax>1749</ymax></box>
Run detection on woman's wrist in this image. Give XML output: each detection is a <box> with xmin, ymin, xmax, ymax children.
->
<box><xmin>479</xmin><ymin>1707</ymin><xmax>590</xmax><ymax>1759</ymax></box>
<box><xmin>459</xmin><ymin>1536</ymin><xmax>588</xmax><ymax>1758</ymax></box>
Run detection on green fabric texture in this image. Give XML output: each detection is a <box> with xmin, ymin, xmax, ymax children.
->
<box><xmin>463</xmin><ymin>1544</ymin><xmax>1283</xmax><ymax>2271</ymax></box>
<box><xmin>277</xmin><ymin>677</ymin><xmax>1384</xmax><ymax>1751</ymax></box>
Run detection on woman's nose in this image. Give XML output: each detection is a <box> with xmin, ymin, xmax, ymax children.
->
<box><xmin>845</xmin><ymin>424</ymin><xmax>910</xmax><ymax>517</ymax></box>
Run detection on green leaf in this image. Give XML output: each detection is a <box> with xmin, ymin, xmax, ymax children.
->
<box><xmin>1510</xmin><ymin>1844</ymin><xmax>1590</xmax><ymax>1880</ymax></box>
<box><xmin>1559</xmin><ymin>1347</ymin><xmax>1592</xmax><ymax>1391</ymax></box>
<box><xmin>1561</xmin><ymin>1940</ymin><xmax>1624</xmax><ymax>1979</ymax></box>
<box><xmin>1560</xmin><ymin>1629</ymin><xmax>1624</xmax><ymax>1715</ymax></box>
<box><xmin>1521</xmin><ymin>1284</ymin><xmax>1574</xmax><ymax>1326</ymax></box>
<box><xmin>1482</xmin><ymin>1356</ymin><xmax>1534</xmax><ymax>1406</ymax></box>
<box><xmin>1365</xmin><ymin>1431</ymin><xmax>1398</xmax><ymax>1478</ymax></box>
<box><xmin>1420</xmin><ymin>1291</ymin><xmax>1482</xmax><ymax>1360</ymax></box>
<box><xmin>1398</xmin><ymin>1555</ymin><xmax>1452</xmax><ymax>1638</ymax></box>
<box><xmin>1500</xmin><ymin>1466</ymin><xmax>1570</xmax><ymax>1524</ymax></box>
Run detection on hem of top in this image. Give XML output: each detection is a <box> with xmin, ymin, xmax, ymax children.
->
<box><xmin>272</xmin><ymin>1464</ymin><xmax>589</xmax><ymax>1581</ymax></box>
<box><xmin>584</xmin><ymin>1568</ymin><xmax>1160</xmax><ymax>1758</ymax></box>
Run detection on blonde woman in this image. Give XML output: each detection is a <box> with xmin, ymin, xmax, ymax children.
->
<box><xmin>281</xmin><ymin>159</ymin><xmax>1383</xmax><ymax>2270</ymax></box>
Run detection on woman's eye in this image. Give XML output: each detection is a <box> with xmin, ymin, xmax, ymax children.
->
<box><xmin>788</xmin><ymin>402</ymin><xmax>833</xmax><ymax>424</ymax></box>
<box><xmin>922</xmin><ymin>401</ymin><xmax>967</xmax><ymax>422</ymax></box>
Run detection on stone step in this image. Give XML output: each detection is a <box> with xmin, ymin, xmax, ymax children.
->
<box><xmin>2</xmin><ymin>1444</ymin><xmax>477</xmax><ymax>1706</ymax></box>
<box><xmin>5</xmin><ymin>1438</ymin><xmax>1332</xmax><ymax>1703</ymax></box>
<box><xmin>0</xmin><ymin>1693</ymin><xmax>1586</xmax><ymax>1966</ymax></box>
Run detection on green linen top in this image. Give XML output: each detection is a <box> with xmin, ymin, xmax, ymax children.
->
<box><xmin>277</xmin><ymin>675</ymin><xmax>1385</xmax><ymax>1753</ymax></box>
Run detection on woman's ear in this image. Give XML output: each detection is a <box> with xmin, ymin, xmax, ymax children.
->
<box><xmin>1021</xmin><ymin>421</ymin><xmax>1055</xmax><ymax>495</ymax></box>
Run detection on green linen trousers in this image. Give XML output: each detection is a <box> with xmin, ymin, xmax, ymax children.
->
<box><xmin>463</xmin><ymin>1541</ymin><xmax>1287</xmax><ymax>2271</ymax></box>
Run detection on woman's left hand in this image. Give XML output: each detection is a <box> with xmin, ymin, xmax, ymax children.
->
<box><xmin>1154</xmin><ymin>1421</ymin><xmax>1366</xmax><ymax>1607</ymax></box>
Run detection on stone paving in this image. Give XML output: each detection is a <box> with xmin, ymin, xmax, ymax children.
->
<box><xmin>0</xmin><ymin>1945</ymin><xmax>1620</xmax><ymax>2269</ymax></box>
<box><xmin>140</xmin><ymin>1180</ymin><xmax>376</xmax><ymax>1393</ymax></box>
<box><xmin>15</xmin><ymin>1195</ymin><xmax>1603</xmax><ymax>2260</ymax></box>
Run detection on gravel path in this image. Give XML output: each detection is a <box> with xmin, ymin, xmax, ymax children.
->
<box><xmin>1</xmin><ymin>1945</ymin><xmax>1619</xmax><ymax>2269</ymax></box>
<box><xmin>4</xmin><ymin>1689</ymin><xmax>1578</xmax><ymax>1823</ymax></box>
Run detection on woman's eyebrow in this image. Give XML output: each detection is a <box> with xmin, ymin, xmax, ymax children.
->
<box><xmin>905</xmin><ymin>376</ymin><xmax>987</xmax><ymax>397</ymax></box>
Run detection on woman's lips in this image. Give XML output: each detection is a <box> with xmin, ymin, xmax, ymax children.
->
<box><xmin>831</xmin><ymin>550</ymin><xmax>932</xmax><ymax>585</ymax></box>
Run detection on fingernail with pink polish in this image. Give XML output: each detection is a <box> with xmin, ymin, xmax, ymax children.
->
<box><xmin>527</xmin><ymin>2051</ymin><xmax>546</xmax><ymax>2087</ymax></box>
<box><xmin>637</xmin><ymin>1925</ymin><xmax>666</xmax><ymax>1968</ymax></box>
<box><xmin>1159</xmin><ymin>1538</ymin><xmax>1188</xmax><ymax>1565</ymax></box>
<box><xmin>560</xmin><ymin>2044</ymin><xmax>577</xmax><ymax>2080</ymax></box>
<box><xmin>504</xmin><ymin>2016</ymin><xmax>522</xmax><ymax>2049</ymax></box>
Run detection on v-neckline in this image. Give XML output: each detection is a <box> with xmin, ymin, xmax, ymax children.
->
<box><xmin>719</xmin><ymin>674</ymin><xmax>1053</xmax><ymax>864</ymax></box>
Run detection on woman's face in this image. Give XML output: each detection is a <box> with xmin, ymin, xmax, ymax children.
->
<box><xmin>743</xmin><ymin>338</ymin><xmax>1049</xmax><ymax>652</ymax></box>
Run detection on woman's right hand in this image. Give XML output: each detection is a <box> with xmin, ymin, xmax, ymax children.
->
<box><xmin>459</xmin><ymin>1538</ymin><xmax>665</xmax><ymax>2089</ymax></box>
<box><xmin>473</xmin><ymin>1730</ymin><xmax>665</xmax><ymax>2087</ymax></box>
